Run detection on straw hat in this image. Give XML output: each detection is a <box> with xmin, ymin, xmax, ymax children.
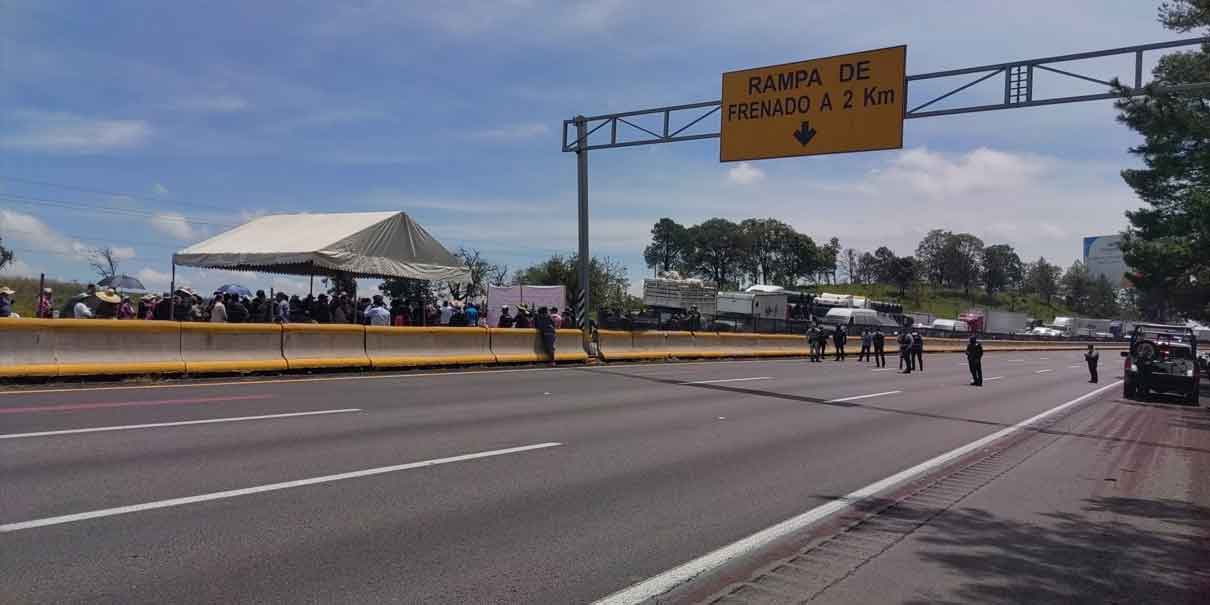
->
<box><xmin>96</xmin><ymin>289</ymin><xmax>121</xmax><ymax>304</ymax></box>
<box><xmin>0</xmin><ymin>286</ymin><xmax>14</xmax><ymax>295</ymax></box>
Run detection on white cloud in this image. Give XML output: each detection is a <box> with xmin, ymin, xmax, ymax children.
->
<box><xmin>1</xmin><ymin>259</ymin><xmax>41</xmax><ymax>279</ymax></box>
<box><xmin>149</xmin><ymin>213</ymin><xmax>198</xmax><ymax>241</ymax></box>
<box><xmin>109</xmin><ymin>246</ymin><xmax>137</xmax><ymax>262</ymax></box>
<box><xmin>0</xmin><ymin>208</ymin><xmax>90</xmax><ymax>259</ymax></box>
<box><xmin>469</xmin><ymin>122</ymin><xmax>550</xmax><ymax>141</ymax></box>
<box><xmin>136</xmin><ymin>267</ymin><xmax>174</xmax><ymax>292</ymax></box>
<box><xmin>0</xmin><ymin>110</ymin><xmax>151</xmax><ymax>154</ymax></box>
<box><xmin>727</xmin><ymin>162</ymin><xmax>765</xmax><ymax>185</ymax></box>
<box><xmin>152</xmin><ymin>183</ymin><xmax>169</xmax><ymax>196</ymax></box>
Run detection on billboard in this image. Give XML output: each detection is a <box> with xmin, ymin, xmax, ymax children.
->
<box><xmin>1083</xmin><ymin>235</ymin><xmax>1130</xmax><ymax>287</ymax></box>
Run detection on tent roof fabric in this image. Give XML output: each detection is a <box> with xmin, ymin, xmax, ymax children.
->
<box><xmin>173</xmin><ymin>211</ymin><xmax>470</xmax><ymax>282</ymax></box>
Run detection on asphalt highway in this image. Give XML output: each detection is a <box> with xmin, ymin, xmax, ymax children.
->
<box><xmin>1</xmin><ymin>351</ymin><xmax>1195</xmax><ymax>603</ymax></box>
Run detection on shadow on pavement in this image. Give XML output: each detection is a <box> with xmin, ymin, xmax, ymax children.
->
<box><xmin>902</xmin><ymin>497</ymin><xmax>1210</xmax><ymax>605</ymax></box>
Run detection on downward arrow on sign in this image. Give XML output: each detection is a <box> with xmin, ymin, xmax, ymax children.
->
<box><xmin>792</xmin><ymin>121</ymin><xmax>817</xmax><ymax>146</ymax></box>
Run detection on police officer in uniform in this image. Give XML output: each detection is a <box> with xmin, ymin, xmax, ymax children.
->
<box><xmin>1085</xmin><ymin>344</ymin><xmax>1099</xmax><ymax>383</ymax></box>
<box><xmin>873</xmin><ymin>328</ymin><xmax>886</xmax><ymax>368</ymax></box>
<box><xmin>966</xmin><ymin>336</ymin><xmax>984</xmax><ymax>386</ymax></box>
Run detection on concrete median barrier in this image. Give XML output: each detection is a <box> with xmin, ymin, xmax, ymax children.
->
<box><xmin>282</xmin><ymin>323</ymin><xmax>369</xmax><ymax>370</ymax></box>
<box><xmin>490</xmin><ymin>328</ymin><xmax>543</xmax><ymax>363</ymax></box>
<box><xmin>554</xmin><ymin>329</ymin><xmax>589</xmax><ymax>363</ymax></box>
<box><xmin>366</xmin><ymin>326</ymin><xmax>495</xmax><ymax>368</ymax></box>
<box><xmin>181</xmin><ymin>322</ymin><xmax>287</xmax><ymax>374</ymax></box>
<box><xmin>55</xmin><ymin>319</ymin><xmax>185</xmax><ymax>376</ymax></box>
<box><xmin>665</xmin><ymin>330</ymin><xmax>701</xmax><ymax>358</ymax></box>
<box><xmin>490</xmin><ymin>328</ymin><xmax>588</xmax><ymax>364</ymax></box>
<box><xmin>718</xmin><ymin>332</ymin><xmax>762</xmax><ymax>358</ymax></box>
<box><xmin>754</xmin><ymin>333</ymin><xmax>810</xmax><ymax>357</ymax></box>
<box><xmin>598</xmin><ymin>329</ymin><xmax>667</xmax><ymax>361</ymax></box>
<box><xmin>0</xmin><ymin>319</ymin><xmax>59</xmax><ymax>377</ymax></box>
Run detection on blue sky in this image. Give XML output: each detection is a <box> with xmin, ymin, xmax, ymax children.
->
<box><xmin>0</xmin><ymin>1</ymin><xmax>1192</xmax><ymax>296</ymax></box>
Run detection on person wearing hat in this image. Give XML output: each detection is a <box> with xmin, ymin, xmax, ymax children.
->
<box><xmin>498</xmin><ymin>305</ymin><xmax>515</xmax><ymax>328</ymax></box>
<box><xmin>36</xmin><ymin>287</ymin><xmax>53</xmax><ymax>319</ymax></box>
<box><xmin>94</xmin><ymin>288</ymin><xmax>121</xmax><ymax>319</ymax></box>
<box><xmin>535</xmin><ymin>306</ymin><xmax>558</xmax><ymax>366</ymax></box>
<box><xmin>514</xmin><ymin>305</ymin><xmax>532</xmax><ymax>329</ymax></box>
<box><xmin>0</xmin><ymin>286</ymin><xmax>15</xmax><ymax>318</ymax></box>
<box><xmin>117</xmin><ymin>295</ymin><xmax>136</xmax><ymax>319</ymax></box>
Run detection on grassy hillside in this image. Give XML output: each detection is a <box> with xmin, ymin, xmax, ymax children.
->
<box><xmin>808</xmin><ymin>283</ymin><xmax>1073</xmax><ymax>323</ymax></box>
<box><xmin>0</xmin><ymin>275</ymin><xmax>92</xmax><ymax>317</ymax></box>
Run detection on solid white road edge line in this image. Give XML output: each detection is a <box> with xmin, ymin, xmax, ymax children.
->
<box><xmin>0</xmin><ymin>408</ymin><xmax>363</xmax><ymax>440</ymax></box>
<box><xmin>1008</xmin><ymin>359</ymin><xmax>1026</xmax><ymax>362</ymax></box>
<box><xmin>0</xmin><ymin>442</ymin><xmax>563</xmax><ymax>533</ymax></box>
<box><xmin>871</xmin><ymin>368</ymin><xmax>895</xmax><ymax>372</ymax></box>
<box><xmin>683</xmin><ymin>377</ymin><xmax>773</xmax><ymax>385</ymax></box>
<box><xmin>593</xmin><ymin>381</ymin><xmax>1122</xmax><ymax>605</ymax></box>
<box><xmin>1036</xmin><ymin>369</ymin><xmax>1054</xmax><ymax>374</ymax></box>
<box><xmin>1069</xmin><ymin>365</ymin><xmax>1083</xmax><ymax>368</ymax></box>
<box><xmin>827</xmin><ymin>390</ymin><xmax>902</xmax><ymax>403</ymax></box>
<box><xmin>985</xmin><ymin>376</ymin><xmax>1005</xmax><ymax>381</ymax></box>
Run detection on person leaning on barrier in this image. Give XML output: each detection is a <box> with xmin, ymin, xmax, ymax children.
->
<box><xmin>36</xmin><ymin>287</ymin><xmax>53</xmax><ymax>319</ymax></box>
<box><xmin>498</xmin><ymin>305</ymin><xmax>515</xmax><ymax>328</ymax></box>
<box><xmin>226</xmin><ymin>294</ymin><xmax>250</xmax><ymax>323</ymax></box>
<box><xmin>363</xmin><ymin>295</ymin><xmax>391</xmax><ymax>326</ymax></box>
<box><xmin>535</xmin><ymin>306</ymin><xmax>558</xmax><ymax>367</ymax></box>
<box><xmin>966</xmin><ymin>336</ymin><xmax>984</xmax><ymax>386</ymax></box>
<box><xmin>95</xmin><ymin>288</ymin><xmax>121</xmax><ymax>319</ymax></box>
<box><xmin>0</xmin><ymin>286</ymin><xmax>15</xmax><ymax>318</ymax></box>
<box><xmin>514</xmin><ymin>306</ymin><xmax>532</xmax><ymax>329</ymax></box>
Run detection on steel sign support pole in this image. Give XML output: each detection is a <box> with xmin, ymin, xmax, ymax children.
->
<box><xmin>575</xmin><ymin>115</ymin><xmax>591</xmax><ymax>345</ymax></box>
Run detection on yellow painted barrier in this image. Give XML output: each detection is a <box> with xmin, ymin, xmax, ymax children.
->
<box><xmin>0</xmin><ymin>319</ymin><xmax>59</xmax><ymax>377</ymax></box>
<box><xmin>631</xmin><ymin>331</ymin><xmax>671</xmax><ymax>360</ymax></box>
<box><xmin>718</xmin><ymin>332</ymin><xmax>762</xmax><ymax>357</ymax></box>
<box><xmin>54</xmin><ymin>319</ymin><xmax>185</xmax><ymax>376</ymax></box>
<box><xmin>282</xmin><ymin>323</ymin><xmax>369</xmax><ymax>370</ymax></box>
<box><xmin>490</xmin><ymin>328</ymin><xmax>543</xmax><ymax>363</ymax></box>
<box><xmin>181</xmin><ymin>322</ymin><xmax>287</xmax><ymax>374</ymax></box>
<box><xmin>665</xmin><ymin>330</ymin><xmax>700</xmax><ymax>358</ymax></box>
<box><xmin>366</xmin><ymin>326</ymin><xmax>495</xmax><ymax>368</ymax></box>
<box><xmin>754</xmin><ymin>333</ymin><xmax>811</xmax><ymax>357</ymax></box>
<box><xmin>554</xmin><ymin>329</ymin><xmax>589</xmax><ymax>363</ymax></box>
<box><xmin>598</xmin><ymin>329</ymin><xmax>667</xmax><ymax>361</ymax></box>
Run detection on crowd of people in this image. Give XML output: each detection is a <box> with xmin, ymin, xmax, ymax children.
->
<box><xmin>804</xmin><ymin>323</ymin><xmax>927</xmax><ymax>373</ymax></box>
<box><xmin>0</xmin><ymin>282</ymin><xmax>579</xmax><ymax>332</ymax></box>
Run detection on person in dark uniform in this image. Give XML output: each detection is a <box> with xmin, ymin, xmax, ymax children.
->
<box><xmin>1085</xmin><ymin>344</ymin><xmax>1099</xmax><ymax>383</ymax></box>
<box><xmin>910</xmin><ymin>329</ymin><xmax>925</xmax><ymax>372</ymax></box>
<box><xmin>859</xmin><ymin>329</ymin><xmax>872</xmax><ymax>362</ymax></box>
<box><xmin>899</xmin><ymin>331</ymin><xmax>913</xmax><ymax>373</ymax></box>
<box><xmin>833</xmin><ymin>325</ymin><xmax>847</xmax><ymax>361</ymax></box>
<box><xmin>535</xmin><ymin>306</ymin><xmax>558</xmax><ymax>367</ymax></box>
<box><xmin>966</xmin><ymin>336</ymin><xmax>984</xmax><ymax>386</ymax></box>
<box><xmin>873</xmin><ymin>328</ymin><xmax>887</xmax><ymax>368</ymax></box>
<box><xmin>806</xmin><ymin>325</ymin><xmax>818</xmax><ymax>362</ymax></box>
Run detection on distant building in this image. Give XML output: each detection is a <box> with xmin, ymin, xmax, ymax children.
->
<box><xmin>1083</xmin><ymin>235</ymin><xmax>1130</xmax><ymax>287</ymax></box>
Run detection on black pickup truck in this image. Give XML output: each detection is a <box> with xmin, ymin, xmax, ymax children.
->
<box><xmin>1122</xmin><ymin>323</ymin><xmax>1200</xmax><ymax>404</ymax></box>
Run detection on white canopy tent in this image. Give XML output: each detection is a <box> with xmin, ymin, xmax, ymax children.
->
<box><xmin>172</xmin><ymin>211</ymin><xmax>470</xmax><ymax>289</ymax></box>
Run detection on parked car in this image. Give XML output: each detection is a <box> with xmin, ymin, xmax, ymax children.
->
<box><xmin>1121</xmin><ymin>323</ymin><xmax>1200</xmax><ymax>404</ymax></box>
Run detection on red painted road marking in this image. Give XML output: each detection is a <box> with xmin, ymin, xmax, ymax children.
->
<box><xmin>0</xmin><ymin>394</ymin><xmax>276</xmax><ymax>414</ymax></box>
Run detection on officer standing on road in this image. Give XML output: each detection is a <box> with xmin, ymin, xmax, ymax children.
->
<box><xmin>873</xmin><ymin>328</ymin><xmax>886</xmax><ymax>368</ymax></box>
<box><xmin>911</xmin><ymin>329</ymin><xmax>925</xmax><ymax>372</ymax></box>
<box><xmin>833</xmin><ymin>325</ymin><xmax>847</xmax><ymax>361</ymax></box>
<box><xmin>899</xmin><ymin>330</ymin><xmax>913</xmax><ymax>373</ymax></box>
<box><xmin>966</xmin><ymin>336</ymin><xmax>984</xmax><ymax>386</ymax></box>
<box><xmin>1085</xmin><ymin>344</ymin><xmax>1099</xmax><ymax>383</ymax></box>
<box><xmin>859</xmin><ymin>329</ymin><xmax>872</xmax><ymax>362</ymax></box>
<box><xmin>806</xmin><ymin>324</ymin><xmax>819</xmax><ymax>362</ymax></box>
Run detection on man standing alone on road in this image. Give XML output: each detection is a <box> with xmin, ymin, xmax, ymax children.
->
<box><xmin>1085</xmin><ymin>344</ymin><xmax>1099</xmax><ymax>383</ymax></box>
<box><xmin>873</xmin><ymin>328</ymin><xmax>886</xmax><ymax>368</ymax></box>
<box><xmin>859</xmin><ymin>329</ymin><xmax>872</xmax><ymax>362</ymax></box>
<box><xmin>899</xmin><ymin>331</ymin><xmax>913</xmax><ymax>373</ymax></box>
<box><xmin>911</xmin><ymin>329</ymin><xmax>924</xmax><ymax>372</ymax></box>
<box><xmin>966</xmin><ymin>336</ymin><xmax>984</xmax><ymax>386</ymax></box>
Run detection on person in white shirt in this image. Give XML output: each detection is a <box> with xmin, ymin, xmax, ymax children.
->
<box><xmin>209</xmin><ymin>294</ymin><xmax>227</xmax><ymax>323</ymax></box>
<box><xmin>274</xmin><ymin>293</ymin><xmax>290</xmax><ymax>324</ymax></box>
<box><xmin>364</xmin><ymin>295</ymin><xmax>390</xmax><ymax>326</ymax></box>
<box><xmin>74</xmin><ymin>299</ymin><xmax>94</xmax><ymax>318</ymax></box>
<box><xmin>439</xmin><ymin>300</ymin><xmax>454</xmax><ymax>325</ymax></box>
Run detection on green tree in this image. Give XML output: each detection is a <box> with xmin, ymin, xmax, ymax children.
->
<box><xmin>982</xmin><ymin>244</ymin><xmax>1024</xmax><ymax>295</ymax></box>
<box><xmin>1025</xmin><ymin>257</ymin><xmax>1062</xmax><ymax>305</ymax></box>
<box><xmin>818</xmin><ymin>237</ymin><xmax>841</xmax><ymax>284</ymax></box>
<box><xmin>915</xmin><ymin>229</ymin><xmax>952</xmax><ymax>286</ymax></box>
<box><xmin>870</xmin><ymin>246</ymin><xmax>899</xmax><ymax>283</ymax></box>
<box><xmin>378</xmin><ymin>277</ymin><xmax>433</xmax><ymax>303</ymax></box>
<box><xmin>514</xmin><ymin>254</ymin><xmax>633</xmax><ymax>312</ymax></box>
<box><xmin>1061</xmin><ymin>261</ymin><xmax>1094</xmax><ymax>313</ymax></box>
<box><xmin>642</xmin><ymin>218</ymin><xmax>689</xmax><ymax>275</ymax></box>
<box><xmin>888</xmin><ymin>256</ymin><xmax>919</xmax><ymax>296</ymax></box>
<box><xmin>323</xmin><ymin>274</ymin><xmax>358</xmax><ymax>297</ymax></box>
<box><xmin>736</xmin><ymin>218</ymin><xmax>819</xmax><ymax>286</ymax></box>
<box><xmin>685</xmin><ymin>218</ymin><xmax>744</xmax><ymax>289</ymax></box>
<box><xmin>447</xmin><ymin>247</ymin><xmax>507</xmax><ymax>301</ymax></box>
<box><xmin>1113</xmin><ymin>0</ymin><xmax>1210</xmax><ymax>320</ymax></box>
<box><xmin>940</xmin><ymin>233</ymin><xmax>984</xmax><ymax>295</ymax></box>
<box><xmin>1088</xmin><ymin>275</ymin><xmax>1122</xmax><ymax>317</ymax></box>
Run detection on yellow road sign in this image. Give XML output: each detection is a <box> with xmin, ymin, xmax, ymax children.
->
<box><xmin>720</xmin><ymin>46</ymin><xmax>906</xmax><ymax>162</ymax></box>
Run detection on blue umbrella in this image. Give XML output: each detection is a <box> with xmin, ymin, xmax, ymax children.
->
<box><xmin>97</xmin><ymin>274</ymin><xmax>146</xmax><ymax>293</ymax></box>
<box><xmin>216</xmin><ymin>284</ymin><xmax>252</xmax><ymax>298</ymax></box>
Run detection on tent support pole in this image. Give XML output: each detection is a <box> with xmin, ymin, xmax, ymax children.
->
<box><xmin>168</xmin><ymin>262</ymin><xmax>176</xmax><ymax>320</ymax></box>
<box><xmin>310</xmin><ymin>275</ymin><xmax>314</xmax><ymax>296</ymax></box>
